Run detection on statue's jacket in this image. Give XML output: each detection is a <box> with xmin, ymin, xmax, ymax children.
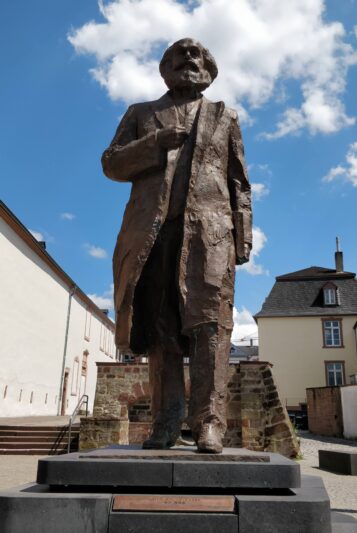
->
<box><xmin>102</xmin><ymin>93</ymin><xmax>252</xmax><ymax>350</ymax></box>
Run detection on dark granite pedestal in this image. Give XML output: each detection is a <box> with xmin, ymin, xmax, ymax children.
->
<box><xmin>319</xmin><ymin>450</ymin><xmax>357</xmax><ymax>476</ymax></box>
<box><xmin>0</xmin><ymin>446</ymin><xmax>355</xmax><ymax>532</ymax></box>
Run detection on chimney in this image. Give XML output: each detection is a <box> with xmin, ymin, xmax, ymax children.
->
<box><xmin>38</xmin><ymin>241</ymin><xmax>46</xmax><ymax>250</ymax></box>
<box><xmin>335</xmin><ymin>237</ymin><xmax>344</xmax><ymax>273</ymax></box>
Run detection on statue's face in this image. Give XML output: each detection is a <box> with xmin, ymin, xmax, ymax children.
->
<box><xmin>162</xmin><ymin>38</ymin><xmax>213</xmax><ymax>91</ymax></box>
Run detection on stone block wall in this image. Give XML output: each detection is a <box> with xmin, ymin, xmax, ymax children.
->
<box><xmin>80</xmin><ymin>361</ymin><xmax>299</xmax><ymax>457</ymax></box>
<box><xmin>307</xmin><ymin>386</ymin><xmax>343</xmax><ymax>437</ymax></box>
<box><xmin>92</xmin><ymin>363</ymin><xmax>151</xmax><ymax>418</ymax></box>
<box><xmin>225</xmin><ymin>362</ymin><xmax>299</xmax><ymax>457</ymax></box>
<box><xmin>79</xmin><ymin>417</ymin><xmax>129</xmax><ymax>450</ymax></box>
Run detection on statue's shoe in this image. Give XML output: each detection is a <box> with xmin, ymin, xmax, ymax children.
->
<box><xmin>142</xmin><ymin>429</ymin><xmax>174</xmax><ymax>449</ymax></box>
<box><xmin>197</xmin><ymin>423</ymin><xmax>223</xmax><ymax>453</ymax></box>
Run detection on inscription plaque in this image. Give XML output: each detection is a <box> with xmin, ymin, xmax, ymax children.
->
<box><xmin>112</xmin><ymin>494</ymin><xmax>236</xmax><ymax>513</ymax></box>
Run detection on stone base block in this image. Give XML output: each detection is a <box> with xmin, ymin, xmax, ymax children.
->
<box><xmin>319</xmin><ymin>450</ymin><xmax>357</xmax><ymax>475</ymax></box>
<box><xmin>237</xmin><ymin>475</ymin><xmax>331</xmax><ymax>533</ymax></box>
<box><xmin>109</xmin><ymin>512</ymin><xmax>238</xmax><ymax>533</ymax></box>
<box><xmin>37</xmin><ymin>446</ymin><xmax>300</xmax><ymax>489</ymax></box>
<box><xmin>0</xmin><ymin>476</ymin><xmax>350</xmax><ymax>533</ymax></box>
<box><xmin>1</xmin><ymin>447</ymin><xmax>355</xmax><ymax>533</ymax></box>
<box><xmin>0</xmin><ymin>483</ymin><xmax>111</xmax><ymax>533</ymax></box>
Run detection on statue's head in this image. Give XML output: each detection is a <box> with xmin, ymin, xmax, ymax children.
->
<box><xmin>159</xmin><ymin>38</ymin><xmax>218</xmax><ymax>92</ymax></box>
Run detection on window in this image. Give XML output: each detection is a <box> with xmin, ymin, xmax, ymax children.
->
<box><xmin>71</xmin><ymin>357</ymin><xmax>80</xmax><ymax>395</ymax></box>
<box><xmin>82</xmin><ymin>351</ymin><xmax>88</xmax><ymax>376</ymax></box>
<box><xmin>104</xmin><ymin>327</ymin><xmax>108</xmax><ymax>355</ymax></box>
<box><xmin>100</xmin><ymin>323</ymin><xmax>105</xmax><ymax>351</ymax></box>
<box><xmin>84</xmin><ymin>310</ymin><xmax>91</xmax><ymax>340</ymax></box>
<box><xmin>109</xmin><ymin>336</ymin><xmax>114</xmax><ymax>358</ymax></box>
<box><xmin>322</xmin><ymin>319</ymin><xmax>342</xmax><ymax>347</ymax></box>
<box><xmin>325</xmin><ymin>361</ymin><xmax>345</xmax><ymax>386</ymax></box>
<box><xmin>324</xmin><ymin>288</ymin><xmax>336</xmax><ymax>305</ymax></box>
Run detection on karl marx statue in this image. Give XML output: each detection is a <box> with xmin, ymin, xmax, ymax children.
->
<box><xmin>102</xmin><ymin>38</ymin><xmax>252</xmax><ymax>453</ymax></box>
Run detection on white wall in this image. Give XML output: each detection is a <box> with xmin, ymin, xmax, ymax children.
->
<box><xmin>0</xmin><ymin>218</ymin><xmax>115</xmax><ymax>417</ymax></box>
<box><xmin>64</xmin><ymin>296</ymin><xmax>116</xmax><ymax>415</ymax></box>
<box><xmin>341</xmin><ymin>386</ymin><xmax>357</xmax><ymax>439</ymax></box>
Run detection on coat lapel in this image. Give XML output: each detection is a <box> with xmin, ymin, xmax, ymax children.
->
<box><xmin>154</xmin><ymin>93</ymin><xmax>177</xmax><ymax>129</ymax></box>
<box><xmin>191</xmin><ymin>97</ymin><xmax>225</xmax><ymax>177</ymax></box>
<box><xmin>152</xmin><ymin>94</ymin><xmax>225</xmax><ymax>195</ymax></box>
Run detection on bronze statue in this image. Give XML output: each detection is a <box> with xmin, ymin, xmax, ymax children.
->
<box><xmin>102</xmin><ymin>38</ymin><xmax>252</xmax><ymax>453</ymax></box>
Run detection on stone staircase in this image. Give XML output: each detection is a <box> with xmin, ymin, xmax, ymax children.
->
<box><xmin>0</xmin><ymin>424</ymin><xmax>80</xmax><ymax>455</ymax></box>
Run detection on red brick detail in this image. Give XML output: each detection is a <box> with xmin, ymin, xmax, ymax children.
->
<box><xmin>306</xmin><ymin>387</ymin><xmax>343</xmax><ymax>437</ymax></box>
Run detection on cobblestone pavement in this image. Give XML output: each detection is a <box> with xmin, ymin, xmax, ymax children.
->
<box><xmin>298</xmin><ymin>431</ymin><xmax>357</xmax><ymax>520</ymax></box>
<box><xmin>0</xmin><ymin>455</ymin><xmax>42</xmax><ymax>490</ymax></box>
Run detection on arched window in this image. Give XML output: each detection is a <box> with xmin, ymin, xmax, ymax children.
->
<box><xmin>71</xmin><ymin>357</ymin><xmax>80</xmax><ymax>395</ymax></box>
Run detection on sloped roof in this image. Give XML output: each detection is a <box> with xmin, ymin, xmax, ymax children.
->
<box><xmin>1</xmin><ymin>200</ymin><xmax>115</xmax><ymax>330</ymax></box>
<box><xmin>276</xmin><ymin>266</ymin><xmax>355</xmax><ymax>281</ymax></box>
<box><xmin>255</xmin><ymin>266</ymin><xmax>357</xmax><ymax>318</ymax></box>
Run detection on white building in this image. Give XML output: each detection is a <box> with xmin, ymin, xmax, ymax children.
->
<box><xmin>0</xmin><ymin>201</ymin><xmax>116</xmax><ymax>417</ymax></box>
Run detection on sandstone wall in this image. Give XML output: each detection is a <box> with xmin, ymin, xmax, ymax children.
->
<box><xmin>80</xmin><ymin>361</ymin><xmax>299</xmax><ymax>457</ymax></box>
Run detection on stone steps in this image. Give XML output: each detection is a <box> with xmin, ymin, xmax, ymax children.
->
<box><xmin>0</xmin><ymin>424</ymin><xmax>79</xmax><ymax>455</ymax></box>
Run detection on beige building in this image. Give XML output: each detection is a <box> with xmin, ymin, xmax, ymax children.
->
<box><xmin>0</xmin><ymin>201</ymin><xmax>116</xmax><ymax>417</ymax></box>
<box><xmin>255</xmin><ymin>251</ymin><xmax>357</xmax><ymax>409</ymax></box>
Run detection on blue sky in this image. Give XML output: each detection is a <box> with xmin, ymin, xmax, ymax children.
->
<box><xmin>1</xmin><ymin>0</ymin><xmax>356</xmax><ymax>342</ymax></box>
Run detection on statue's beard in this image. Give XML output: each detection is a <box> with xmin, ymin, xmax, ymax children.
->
<box><xmin>163</xmin><ymin>66</ymin><xmax>212</xmax><ymax>92</ymax></box>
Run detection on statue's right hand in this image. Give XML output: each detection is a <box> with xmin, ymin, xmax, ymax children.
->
<box><xmin>156</xmin><ymin>126</ymin><xmax>188</xmax><ymax>149</ymax></box>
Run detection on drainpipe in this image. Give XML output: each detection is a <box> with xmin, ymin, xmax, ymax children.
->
<box><xmin>57</xmin><ymin>285</ymin><xmax>77</xmax><ymax>416</ymax></box>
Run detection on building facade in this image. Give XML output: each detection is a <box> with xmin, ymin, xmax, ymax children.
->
<box><xmin>255</xmin><ymin>251</ymin><xmax>357</xmax><ymax>409</ymax></box>
<box><xmin>0</xmin><ymin>202</ymin><xmax>116</xmax><ymax>417</ymax></box>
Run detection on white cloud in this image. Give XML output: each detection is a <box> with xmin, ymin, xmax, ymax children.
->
<box><xmin>84</xmin><ymin>243</ymin><xmax>108</xmax><ymax>258</ymax></box>
<box><xmin>60</xmin><ymin>212</ymin><xmax>76</xmax><ymax>221</ymax></box>
<box><xmin>251</xmin><ymin>182</ymin><xmax>269</xmax><ymax>201</ymax></box>
<box><xmin>231</xmin><ymin>306</ymin><xmax>258</xmax><ymax>344</ymax></box>
<box><xmin>237</xmin><ymin>226</ymin><xmax>268</xmax><ymax>276</ymax></box>
<box><xmin>88</xmin><ymin>284</ymin><xmax>114</xmax><ymax>310</ymax></box>
<box><xmin>263</xmin><ymin>90</ymin><xmax>355</xmax><ymax>139</ymax></box>
<box><xmin>322</xmin><ymin>142</ymin><xmax>357</xmax><ymax>186</ymax></box>
<box><xmin>69</xmin><ymin>0</ymin><xmax>356</xmax><ymax>136</ymax></box>
<box><xmin>29</xmin><ymin>229</ymin><xmax>44</xmax><ymax>241</ymax></box>
<box><xmin>261</xmin><ymin>107</ymin><xmax>306</xmax><ymax>139</ymax></box>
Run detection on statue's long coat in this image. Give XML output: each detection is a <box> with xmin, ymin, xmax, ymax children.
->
<box><xmin>102</xmin><ymin>93</ymin><xmax>252</xmax><ymax>351</ymax></box>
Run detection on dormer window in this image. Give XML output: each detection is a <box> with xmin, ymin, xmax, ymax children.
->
<box><xmin>322</xmin><ymin>282</ymin><xmax>338</xmax><ymax>306</ymax></box>
<box><xmin>324</xmin><ymin>288</ymin><xmax>336</xmax><ymax>305</ymax></box>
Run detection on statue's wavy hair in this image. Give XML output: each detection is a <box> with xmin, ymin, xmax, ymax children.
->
<box><xmin>159</xmin><ymin>39</ymin><xmax>218</xmax><ymax>82</ymax></box>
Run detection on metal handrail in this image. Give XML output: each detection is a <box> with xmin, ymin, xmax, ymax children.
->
<box><xmin>67</xmin><ymin>394</ymin><xmax>89</xmax><ymax>453</ymax></box>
